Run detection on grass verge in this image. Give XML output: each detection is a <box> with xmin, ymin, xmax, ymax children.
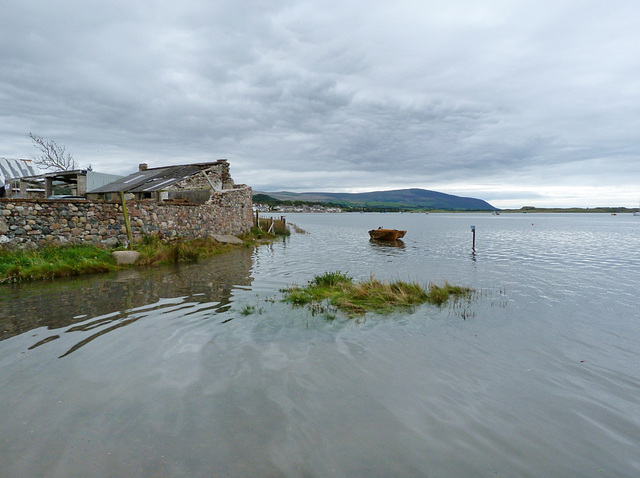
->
<box><xmin>0</xmin><ymin>245</ymin><xmax>117</xmax><ymax>283</ymax></box>
<box><xmin>0</xmin><ymin>224</ymin><xmax>290</xmax><ymax>284</ymax></box>
<box><xmin>281</xmin><ymin>271</ymin><xmax>473</xmax><ymax>316</ymax></box>
<box><xmin>0</xmin><ymin>238</ymin><xmax>231</xmax><ymax>284</ymax></box>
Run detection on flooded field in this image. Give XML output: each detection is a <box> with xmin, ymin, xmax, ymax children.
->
<box><xmin>1</xmin><ymin>213</ymin><xmax>639</xmax><ymax>477</ymax></box>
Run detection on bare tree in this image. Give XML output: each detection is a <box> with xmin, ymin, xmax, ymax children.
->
<box><xmin>29</xmin><ymin>133</ymin><xmax>78</xmax><ymax>171</ymax></box>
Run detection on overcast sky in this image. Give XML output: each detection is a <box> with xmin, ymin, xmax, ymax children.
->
<box><xmin>2</xmin><ymin>0</ymin><xmax>639</xmax><ymax>207</ymax></box>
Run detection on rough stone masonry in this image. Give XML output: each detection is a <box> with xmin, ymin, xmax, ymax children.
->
<box><xmin>0</xmin><ymin>186</ymin><xmax>253</xmax><ymax>250</ymax></box>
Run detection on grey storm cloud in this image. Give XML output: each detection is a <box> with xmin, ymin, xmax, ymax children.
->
<box><xmin>1</xmin><ymin>0</ymin><xmax>640</xmax><ymax>207</ymax></box>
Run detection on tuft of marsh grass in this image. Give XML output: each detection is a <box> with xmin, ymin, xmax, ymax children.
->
<box><xmin>281</xmin><ymin>271</ymin><xmax>474</xmax><ymax>317</ymax></box>
<box><xmin>135</xmin><ymin>236</ymin><xmax>230</xmax><ymax>266</ymax></box>
<box><xmin>240</xmin><ymin>305</ymin><xmax>256</xmax><ymax>315</ymax></box>
<box><xmin>426</xmin><ymin>281</ymin><xmax>474</xmax><ymax>306</ymax></box>
<box><xmin>311</xmin><ymin>270</ymin><xmax>352</xmax><ymax>287</ymax></box>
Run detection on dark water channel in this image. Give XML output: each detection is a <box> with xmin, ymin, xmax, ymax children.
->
<box><xmin>1</xmin><ymin>213</ymin><xmax>639</xmax><ymax>477</ymax></box>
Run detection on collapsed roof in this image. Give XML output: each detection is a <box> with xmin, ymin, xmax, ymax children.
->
<box><xmin>90</xmin><ymin>161</ymin><xmax>228</xmax><ymax>194</ymax></box>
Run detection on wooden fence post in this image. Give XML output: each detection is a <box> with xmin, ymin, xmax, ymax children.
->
<box><xmin>120</xmin><ymin>191</ymin><xmax>133</xmax><ymax>249</ymax></box>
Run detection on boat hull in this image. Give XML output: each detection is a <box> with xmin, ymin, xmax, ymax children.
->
<box><xmin>368</xmin><ymin>229</ymin><xmax>406</xmax><ymax>241</ymax></box>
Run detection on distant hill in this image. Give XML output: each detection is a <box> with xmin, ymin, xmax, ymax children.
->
<box><xmin>256</xmin><ymin>188</ymin><xmax>496</xmax><ymax>211</ymax></box>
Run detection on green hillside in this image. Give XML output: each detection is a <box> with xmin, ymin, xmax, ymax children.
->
<box><xmin>256</xmin><ymin>188</ymin><xmax>496</xmax><ymax>211</ymax></box>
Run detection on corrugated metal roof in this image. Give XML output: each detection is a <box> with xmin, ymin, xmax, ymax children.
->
<box><xmin>86</xmin><ymin>171</ymin><xmax>125</xmax><ymax>192</ymax></box>
<box><xmin>0</xmin><ymin>158</ymin><xmax>40</xmax><ymax>183</ymax></box>
<box><xmin>90</xmin><ymin>165</ymin><xmax>202</xmax><ymax>193</ymax></box>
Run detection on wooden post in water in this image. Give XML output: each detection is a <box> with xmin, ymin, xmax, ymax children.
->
<box><xmin>470</xmin><ymin>225</ymin><xmax>476</xmax><ymax>252</ymax></box>
<box><xmin>120</xmin><ymin>191</ymin><xmax>133</xmax><ymax>249</ymax></box>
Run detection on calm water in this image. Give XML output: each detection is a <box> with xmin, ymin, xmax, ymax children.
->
<box><xmin>1</xmin><ymin>213</ymin><xmax>639</xmax><ymax>477</ymax></box>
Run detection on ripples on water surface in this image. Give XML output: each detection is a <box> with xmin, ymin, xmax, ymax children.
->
<box><xmin>1</xmin><ymin>213</ymin><xmax>639</xmax><ymax>477</ymax></box>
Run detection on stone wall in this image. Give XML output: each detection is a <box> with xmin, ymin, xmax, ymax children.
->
<box><xmin>0</xmin><ymin>186</ymin><xmax>253</xmax><ymax>250</ymax></box>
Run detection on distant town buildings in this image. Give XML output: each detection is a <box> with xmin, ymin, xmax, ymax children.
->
<box><xmin>253</xmin><ymin>203</ymin><xmax>343</xmax><ymax>213</ymax></box>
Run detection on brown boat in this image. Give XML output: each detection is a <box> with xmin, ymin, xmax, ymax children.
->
<box><xmin>368</xmin><ymin>228</ymin><xmax>406</xmax><ymax>241</ymax></box>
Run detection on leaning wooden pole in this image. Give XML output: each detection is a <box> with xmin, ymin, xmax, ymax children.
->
<box><xmin>120</xmin><ymin>191</ymin><xmax>133</xmax><ymax>250</ymax></box>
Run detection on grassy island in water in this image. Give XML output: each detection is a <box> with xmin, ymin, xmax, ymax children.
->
<box><xmin>282</xmin><ymin>271</ymin><xmax>473</xmax><ymax>316</ymax></box>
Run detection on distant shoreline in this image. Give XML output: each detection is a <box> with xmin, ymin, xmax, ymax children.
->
<box><xmin>497</xmin><ymin>207</ymin><xmax>638</xmax><ymax>214</ymax></box>
<box><xmin>262</xmin><ymin>208</ymin><xmax>639</xmax><ymax>214</ymax></box>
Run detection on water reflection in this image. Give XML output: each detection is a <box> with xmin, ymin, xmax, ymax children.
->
<box><xmin>368</xmin><ymin>239</ymin><xmax>405</xmax><ymax>248</ymax></box>
<box><xmin>0</xmin><ymin>248</ymin><xmax>254</xmax><ymax>355</ymax></box>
